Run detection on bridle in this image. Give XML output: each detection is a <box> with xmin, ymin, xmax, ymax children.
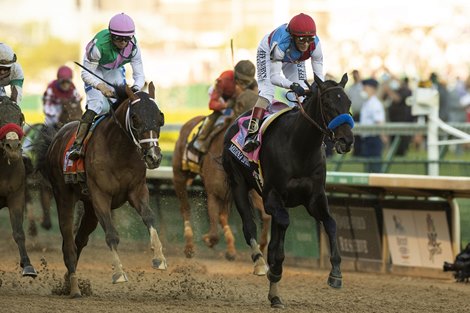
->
<box><xmin>295</xmin><ymin>85</ymin><xmax>354</xmax><ymax>142</ymax></box>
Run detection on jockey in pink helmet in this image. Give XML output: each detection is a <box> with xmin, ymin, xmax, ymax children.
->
<box><xmin>68</xmin><ymin>13</ymin><xmax>145</xmax><ymax>160</ymax></box>
<box><xmin>0</xmin><ymin>43</ymin><xmax>24</xmax><ymax>104</ymax></box>
<box><xmin>242</xmin><ymin>13</ymin><xmax>323</xmax><ymax>152</ymax></box>
<box><xmin>42</xmin><ymin>65</ymin><xmax>82</xmax><ymax>127</ymax></box>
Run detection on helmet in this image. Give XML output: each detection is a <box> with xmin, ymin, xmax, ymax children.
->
<box><xmin>288</xmin><ymin>13</ymin><xmax>316</xmax><ymax>37</ymax></box>
<box><xmin>217</xmin><ymin>70</ymin><xmax>235</xmax><ymax>98</ymax></box>
<box><xmin>109</xmin><ymin>13</ymin><xmax>135</xmax><ymax>37</ymax></box>
<box><xmin>57</xmin><ymin>65</ymin><xmax>73</xmax><ymax>80</ymax></box>
<box><xmin>234</xmin><ymin>60</ymin><xmax>256</xmax><ymax>87</ymax></box>
<box><xmin>0</xmin><ymin>43</ymin><xmax>17</xmax><ymax>68</ymax></box>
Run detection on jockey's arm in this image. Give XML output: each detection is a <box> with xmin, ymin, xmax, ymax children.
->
<box><xmin>310</xmin><ymin>40</ymin><xmax>324</xmax><ymax>81</ymax></box>
<box><xmin>130</xmin><ymin>47</ymin><xmax>145</xmax><ymax>90</ymax></box>
<box><xmin>269</xmin><ymin>45</ymin><xmax>293</xmax><ymax>89</ymax></box>
<box><xmin>81</xmin><ymin>47</ymin><xmax>103</xmax><ymax>89</ymax></box>
<box><xmin>9</xmin><ymin>64</ymin><xmax>24</xmax><ymax>104</ymax></box>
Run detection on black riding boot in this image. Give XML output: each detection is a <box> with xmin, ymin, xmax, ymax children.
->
<box><xmin>242</xmin><ymin>107</ymin><xmax>266</xmax><ymax>152</ymax></box>
<box><xmin>193</xmin><ymin>112</ymin><xmax>220</xmax><ymax>153</ymax></box>
<box><xmin>68</xmin><ymin>109</ymin><xmax>96</xmax><ymax>160</ymax></box>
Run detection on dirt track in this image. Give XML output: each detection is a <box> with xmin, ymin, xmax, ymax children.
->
<box><xmin>1</xmin><ymin>231</ymin><xmax>469</xmax><ymax>313</ymax></box>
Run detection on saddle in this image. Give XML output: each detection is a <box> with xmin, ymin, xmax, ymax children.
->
<box><xmin>227</xmin><ymin>101</ymin><xmax>293</xmax><ymax>191</ymax></box>
<box><xmin>63</xmin><ymin>115</ymin><xmax>106</xmax><ymax>194</ymax></box>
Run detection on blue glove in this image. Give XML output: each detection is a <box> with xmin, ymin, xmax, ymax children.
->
<box><xmin>289</xmin><ymin>83</ymin><xmax>306</xmax><ymax>97</ymax></box>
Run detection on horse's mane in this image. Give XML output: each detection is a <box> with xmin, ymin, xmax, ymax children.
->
<box><xmin>111</xmin><ymin>85</ymin><xmax>131</xmax><ymax>110</ymax></box>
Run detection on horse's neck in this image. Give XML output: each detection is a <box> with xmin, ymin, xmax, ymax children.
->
<box><xmin>290</xmin><ymin>96</ymin><xmax>324</xmax><ymax>148</ymax></box>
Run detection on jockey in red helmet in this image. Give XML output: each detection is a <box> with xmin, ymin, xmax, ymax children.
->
<box><xmin>68</xmin><ymin>12</ymin><xmax>145</xmax><ymax>160</ymax></box>
<box><xmin>0</xmin><ymin>43</ymin><xmax>24</xmax><ymax>104</ymax></box>
<box><xmin>42</xmin><ymin>65</ymin><xmax>82</xmax><ymax>127</ymax></box>
<box><xmin>243</xmin><ymin>13</ymin><xmax>323</xmax><ymax>152</ymax></box>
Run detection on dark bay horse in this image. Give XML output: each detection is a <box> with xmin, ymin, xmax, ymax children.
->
<box><xmin>40</xmin><ymin>84</ymin><xmax>166</xmax><ymax>297</ymax></box>
<box><xmin>24</xmin><ymin>100</ymin><xmax>83</xmax><ymax>235</ymax></box>
<box><xmin>0</xmin><ymin>97</ymin><xmax>37</xmax><ymax>277</ymax></box>
<box><xmin>222</xmin><ymin>74</ymin><xmax>354</xmax><ymax>308</ymax></box>
<box><xmin>172</xmin><ymin>90</ymin><xmax>270</xmax><ymax>267</ymax></box>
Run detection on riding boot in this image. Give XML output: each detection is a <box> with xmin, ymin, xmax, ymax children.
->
<box><xmin>68</xmin><ymin>109</ymin><xmax>97</xmax><ymax>161</ymax></box>
<box><xmin>242</xmin><ymin>107</ymin><xmax>266</xmax><ymax>152</ymax></box>
<box><xmin>193</xmin><ymin>112</ymin><xmax>220</xmax><ymax>153</ymax></box>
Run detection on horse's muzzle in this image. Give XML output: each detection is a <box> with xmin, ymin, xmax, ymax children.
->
<box><xmin>2</xmin><ymin>134</ymin><xmax>22</xmax><ymax>161</ymax></box>
<box><xmin>144</xmin><ymin>151</ymin><xmax>162</xmax><ymax>169</ymax></box>
<box><xmin>334</xmin><ymin>138</ymin><xmax>353</xmax><ymax>154</ymax></box>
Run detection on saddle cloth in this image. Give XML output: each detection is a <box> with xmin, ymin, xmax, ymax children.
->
<box><xmin>228</xmin><ymin>102</ymin><xmax>293</xmax><ymax>190</ymax></box>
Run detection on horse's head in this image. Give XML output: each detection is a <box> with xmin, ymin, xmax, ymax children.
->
<box><xmin>312</xmin><ymin>73</ymin><xmax>354</xmax><ymax>154</ymax></box>
<box><xmin>57</xmin><ymin>99</ymin><xmax>83</xmax><ymax>128</ymax></box>
<box><xmin>0</xmin><ymin>96</ymin><xmax>25</xmax><ymax>161</ymax></box>
<box><xmin>123</xmin><ymin>83</ymin><xmax>165</xmax><ymax>169</ymax></box>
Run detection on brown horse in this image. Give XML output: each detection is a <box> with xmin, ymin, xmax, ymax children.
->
<box><xmin>172</xmin><ymin>89</ymin><xmax>270</xmax><ymax>266</ymax></box>
<box><xmin>39</xmin><ymin>84</ymin><xmax>166</xmax><ymax>297</ymax></box>
<box><xmin>24</xmin><ymin>100</ymin><xmax>83</xmax><ymax>235</ymax></box>
<box><xmin>0</xmin><ymin>96</ymin><xmax>37</xmax><ymax>277</ymax></box>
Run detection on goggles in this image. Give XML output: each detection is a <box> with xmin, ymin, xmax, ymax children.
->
<box><xmin>0</xmin><ymin>53</ymin><xmax>17</xmax><ymax>65</ymax></box>
<box><xmin>296</xmin><ymin>36</ymin><xmax>314</xmax><ymax>44</ymax></box>
<box><xmin>111</xmin><ymin>35</ymin><xmax>133</xmax><ymax>43</ymax></box>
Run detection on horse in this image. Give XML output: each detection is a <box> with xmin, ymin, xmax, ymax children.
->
<box><xmin>0</xmin><ymin>96</ymin><xmax>37</xmax><ymax>277</ymax></box>
<box><xmin>24</xmin><ymin>100</ymin><xmax>83</xmax><ymax>235</ymax></box>
<box><xmin>222</xmin><ymin>74</ymin><xmax>354</xmax><ymax>308</ymax></box>
<box><xmin>172</xmin><ymin>90</ymin><xmax>271</xmax><ymax>265</ymax></box>
<box><xmin>38</xmin><ymin>83</ymin><xmax>166</xmax><ymax>297</ymax></box>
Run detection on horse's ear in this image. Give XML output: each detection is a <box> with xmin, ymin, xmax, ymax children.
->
<box><xmin>339</xmin><ymin>73</ymin><xmax>348</xmax><ymax>88</ymax></box>
<box><xmin>314</xmin><ymin>73</ymin><xmax>324</xmax><ymax>87</ymax></box>
<box><xmin>149</xmin><ymin>81</ymin><xmax>155</xmax><ymax>99</ymax></box>
<box><xmin>125</xmin><ymin>85</ymin><xmax>138</xmax><ymax>102</ymax></box>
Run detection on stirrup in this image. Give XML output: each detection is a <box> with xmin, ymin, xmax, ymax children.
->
<box><xmin>68</xmin><ymin>146</ymin><xmax>83</xmax><ymax>161</ymax></box>
<box><xmin>243</xmin><ymin>135</ymin><xmax>260</xmax><ymax>152</ymax></box>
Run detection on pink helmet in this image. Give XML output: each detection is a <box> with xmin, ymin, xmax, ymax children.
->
<box><xmin>108</xmin><ymin>13</ymin><xmax>135</xmax><ymax>37</ymax></box>
<box><xmin>288</xmin><ymin>13</ymin><xmax>316</xmax><ymax>37</ymax></box>
<box><xmin>57</xmin><ymin>65</ymin><xmax>73</xmax><ymax>80</ymax></box>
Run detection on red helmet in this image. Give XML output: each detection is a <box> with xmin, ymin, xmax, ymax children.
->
<box><xmin>288</xmin><ymin>13</ymin><xmax>316</xmax><ymax>37</ymax></box>
<box><xmin>57</xmin><ymin>65</ymin><xmax>73</xmax><ymax>80</ymax></box>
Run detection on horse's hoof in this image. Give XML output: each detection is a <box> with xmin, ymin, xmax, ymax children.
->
<box><xmin>225</xmin><ymin>251</ymin><xmax>236</xmax><ymax>261</ymax></box>
<box><xmin>70</xmin><ymin>292</ymin><xmax>82</xmax><ymax>299</ymax></box>
<box><xmin>269</xmin><ymin>296</ymin><xmax>285</xmax><ymax>309</ymax></box>
<box><xmin>112</xmin><ymin>272</ymin><xmax>128</xmax><ymax>284</ymax></box>
<box><xmin>22</xmin><ymin>266</ymin><xmax>38</xmax><ymax>278</ymax></box>
<box><xmin>152</xmin><ymin>258</ymin><xmax>168</xmax><ymax>270</ymax></box>
<box><xmin>202</xmin><ymin>234</ymin><xmax>218</xmax><ymax>248</ymax></box>
<box><xmin>327</xmin><ymin>274</ymin><xmax>343</xmax><ymax>289</ymax></box>
<box><xmin>184</xmin><ymin>247</ymin><xmax>195</xmax><ymax>259</ymax></box>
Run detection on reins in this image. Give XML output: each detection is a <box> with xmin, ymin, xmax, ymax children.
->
<box><xmin>294</xmin><ymin>85</ymin><xmax>345</xmax><ymax>141</ymax></box>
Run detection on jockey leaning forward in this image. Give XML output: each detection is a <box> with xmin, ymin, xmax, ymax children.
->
<box><xmin>192</xmin><ymin>60</ymin><xmax>258</xmax><ymax>154</ymax></box>
<box><xmin>68</xmin><ymin>12</ymin><xmax>145</xmax><ymax>160</ymax></box>
<box><xmin>242</xmin><ymin>13</ymin><xmax>324</xmax><ymax>152</ymax></box>
<box><xmin>43</xmin><ymin>65</ymin><xmax>82</xmax><ymax>128</ymax></box>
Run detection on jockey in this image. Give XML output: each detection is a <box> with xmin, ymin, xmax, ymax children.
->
<box><xmin>68</xmin><ymin>12</ymin><xmax>145</xmax><ymax>160</ymax></box>
<box><xmin>192</xmin><ymin>60</ymin><xmax>257</xmax><ymax>153</ymax></box>
<box><xmin>0</xmin><ymin>43</ymin><xmax>24</xmax><ymax>104</ymax></box>
<box><xmin>42</xmin><ymin>65</ymin><xmax>82</xmax><ymax>128</ymax></box>
<box><xmin>242</xmin><ymin>13</ymin><xmax>324</xmax><ymax>152</ymax></box>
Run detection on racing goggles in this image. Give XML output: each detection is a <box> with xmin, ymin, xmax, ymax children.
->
<box><xmin>111</xmin><ymin>35</ymin><xmax>133</xmax><ymax>43</ymax></box>
<box><xmin>296</xmin><ymin>36</ymin><xmax>315</xmax><ymax>44</ymax></box>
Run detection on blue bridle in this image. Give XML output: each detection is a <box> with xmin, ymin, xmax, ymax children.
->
<box><xmin>327</xmin><ymin>113</ymin><xmax>355</xmax><ymax>130</ymax></box>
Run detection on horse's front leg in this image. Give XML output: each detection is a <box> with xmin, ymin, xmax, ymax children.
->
<box><xmin>129</xmin><ymin>184</ymin><xmax>167</xmax><ymax>270</ymax></box>
<box><xmin>309</xmin><ymin>193</ymin><xmax>342</xmax><ymax>288</ymax></box>
<box><xmin>265</xmin><ymin>189</ymin><xmax>289</xmax><ymax>309</ymax></box>
<box><xmin>7</xmin><ymin>191</ymin><xmax>37</xmax><ymax>277</ymax></box>
<box><xmin>89</xmin><ymin>188</ymin><xmax>128</xmax><ymax>283</ymax></box>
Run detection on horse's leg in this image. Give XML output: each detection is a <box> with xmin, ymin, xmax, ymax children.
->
<box><xmin>264</xmin><ymin>189</ymin><xmax>289</xmax><ymax>309</ymax></box>
<box><xmin>128</xmin><ymin>184</ymin><xmax>167</xmax><ymax>270</ymax></box>
<box><xmin>218</xmin><ymin>197</ymin><xmax>236</xmax><ymax>261</ymax></box>
<box><xmin>25</xmin><ymin>188</ymin><xmax>38</xmax><ymax>238</ymax></box>
<box><xmin>202</xmin><ymin>192</ymin><xmax>220</xmax><ymax>248</ymax></box>
<box><xmin>55</xmin><ymin>191</ymin><xmax>81</xmax><ymax>297</ymax></box>
<box><xmin>173</xmin><ymin>172</ymin><xmax>195</xmax><ymax>258</ymax></box>
<box><xmin>250</xmin><ymin>190</ymin><xmax>270</xmax><ymax>255</ymax></box>
<box><xmin>39</xmin><ymin>183</ymin><xmax>52</xmax><ymax>230</ymax></box>
<box><xmin>308</xmin><ymin>193</ymin><xmax>342</xmax><ymax>288</ymax></box>
<box><xmin>74</xmin><ymin>200</ymin><xmax>98</xmax><ymax>260</ymax></box>
<box><xmin>7</xmin><ymin>192</ymin><xmax>37</xmax><ymax>277</ymax></box>
<box><xmin>231</xmin><ymin>169</ymin><xmax>267</xmax><ymax>275</ymax></box>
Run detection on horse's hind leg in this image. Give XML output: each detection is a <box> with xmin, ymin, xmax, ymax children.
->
<box><xmin>74</xmin><ymin>200</ymin><xmax>98</xmax><ymax>260</ymax></box>
<box><xmin>39</xmin><ymin>183</ymin><xmax>52</xmax><ymax>230</ymax></box>
<box><xmin>250</xmin><ymin>190</ymin><xmax>270</xmax><ymax>254</ymax></box>
<box><xmin>7</xmin><ymin>193</ymin><xmax>37</xmax><ymax>277</ymax></box>
<box><xmin>231</xmin><ymin>169</ymin><xmax>267</xmax><ymax>275</ymax></box>
<box><xmin>203</xmin><ymin>193</ymin><xmax>221</xmax><ymax>248</ymax></box>
<box><xmin>217</xmin><ymin>197</ymin><xmax>236</xmax><ymax>261</ymax></box>
<box><xmin>129</xmin><ymin>184</ymin><xmax>167</xmax><ymax>271</ymax></box>
<box><xmin>173</xmin><ymin>172</ymin><xmax>195</xmax><ymax>258</ymax></box>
